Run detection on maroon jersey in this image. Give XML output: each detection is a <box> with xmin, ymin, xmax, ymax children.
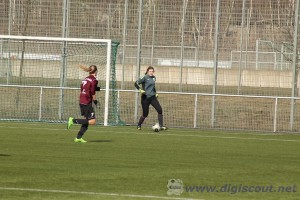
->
<box><xmin>79</xmin><ymin>75</ymin><xmax>98</xmax><ymax>105</ymax></box>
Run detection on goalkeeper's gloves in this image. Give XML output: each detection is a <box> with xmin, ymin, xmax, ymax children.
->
<box><xmin>156</xmin><ymin>94</ymin><xmax>159</xmax><ymax>98</ymax></box>
<box><xmin>139</xmin><ymin>89</ymin><xmax>145</xmax><ymax>94</ymax></box>
<box><xmin>96</xmin><ymin>86</ymin><xmax>100</xmax><ymax>91</ymax></box>
<box><xmin>93</xmin><ymin>100</ymin><xmax>98</xmax><ymax>106</ymax></box>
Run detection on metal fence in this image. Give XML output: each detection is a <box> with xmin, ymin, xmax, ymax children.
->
<box><xmin>2</xmin><ymin>84</ymin><xmax>300</xmax><ymax>132</ymax></box>
<box><xmin>1</xmin><ymin>0</ymin><xmax>300</xmax><ymax>131</ymax></box>
<box><xmin>1</xmin><ymin>0</ymin><xmax>299</xmax><ymax>91</ymax></box>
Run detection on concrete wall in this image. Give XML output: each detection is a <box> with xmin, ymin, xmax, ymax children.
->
<box><xmin>7</xmin><ymin>61</ymin><xmax>294</xmax><ymax>89</ymax></box>
<box><xmin>115</xmin><ymin>64</ymin><xmax>293</xmax><ymax>88</ymax></box>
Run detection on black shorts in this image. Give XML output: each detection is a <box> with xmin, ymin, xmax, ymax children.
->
<box><xmin>79</xmin><ymin>103</ymin><xmax>95</xmax><ymax>120</ymax></box>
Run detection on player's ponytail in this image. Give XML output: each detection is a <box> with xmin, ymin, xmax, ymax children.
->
<box><xmin>145</xmin><ymin>66</ymin><xmax>154</xmax><ymax>75</ymax></box>
<box><xmin>79</xmin><ymin>65</ymin><xmax>98</xmax><ymax>74</ymax></box>
<box><xmin>89</xmin><ymin>65</ymin><xmax>98</xmax><ymax>74</ymax></box>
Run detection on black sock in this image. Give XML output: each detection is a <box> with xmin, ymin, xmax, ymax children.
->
<box><xmin>77</xmin><ymin>125</ymin><xmax>88</xmax><ymax>139</ymax></box>
<box><xmin>158</xmin><ymin>114</ymin><xmax>163</xmax><ymax>127</ymax></box>
<box><xmin>138</xmin><ymin>116</ymin><xmax>146</xmax><ymax>126</ymax></box>
<box><xmin>73</xmin><ymin>119</ymin><xmax>88</xmax><ymax>126</ymax></box>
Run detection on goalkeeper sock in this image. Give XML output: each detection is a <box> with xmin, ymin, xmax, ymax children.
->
<box><xmin>158</xmin><ymin>114</ymin><xmax>163</xmax><ymax>127</ymax></box>
<box><xmin>73</xmin><ymin>119</ymin><xmax>88</xmax><ymax>126</ymax></box>
<box><xmin>77</xmin><ymin>124</ymin><xmax>88</xmax><ymax>139</ymax></box>
<box><xmin>138</xmin><ymin>116</ymin><xmax>146</xmax><ymax>126</ymax></box>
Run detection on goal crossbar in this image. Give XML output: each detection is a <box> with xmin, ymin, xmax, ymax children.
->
<box><xmin>0</xmin><ymin>35</ymin><xmax>111</xmax><ymax>43</ymax></box>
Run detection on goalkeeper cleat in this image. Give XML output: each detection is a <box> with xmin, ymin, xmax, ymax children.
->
<box><xmin>137</xmin><ymin>125</ymin><xmax>141</xmax><ymax>130</ymax></box>
<box><xmin>74</xmin><ymin>138</ymin><xmax>87</xmax><ymax>143</ymax></box>
<box><xmin>160</xmin><ymin>126</ymin><xmax>168</xmax><ymax>130</ymax></box>
<box><xmin>67</xmin><ymin>117</ymin><xmax>74</xmax><ymax>130</ymax></box>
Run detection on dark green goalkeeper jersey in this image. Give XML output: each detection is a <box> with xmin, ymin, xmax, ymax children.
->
<box><xmin>135</xmin><ymin>75</ymin><xmax>157</xmax><ymax>98</ymax></box>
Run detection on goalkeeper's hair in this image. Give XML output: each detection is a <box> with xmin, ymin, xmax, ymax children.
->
<box><xmin>145</xmin><ymin>66</ymin><xmax>155</xmax><ymax>75</ymax></box>
<box><xmin>79</xmin><ymin>65</ymin><xmax>98</xmax><ymax>74</ymax></box>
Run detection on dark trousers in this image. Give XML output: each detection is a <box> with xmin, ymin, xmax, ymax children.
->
<box><xmin>141</xmin><ymin>95</ymin><xmax>162</xmax><ymax>117</ymax></box>
<box><xmin>138</xmin><ymin>95</ymin><xmax>164</xmax><ymax>127</ymax></box>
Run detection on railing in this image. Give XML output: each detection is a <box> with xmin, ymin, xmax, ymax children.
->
<box><xmin>1</xmin><ymin>84</ymin><xmax>300</xmax><ymax>133</ymax></box>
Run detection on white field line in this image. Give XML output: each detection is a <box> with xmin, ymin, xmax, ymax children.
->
<box><xmin>154</xmin><ymin>133</ymin><xmax>300</xmax><ymax>142</ymax></box>
<box><xmin>0</xmin><ymin>124</ymin><xmax>283</xmax><ymax>136</ymax></box>
<box><xmin>0</xmin><ymin>187</ymin><xmax>203</xmax><ymax>200</ymax></box>
<box><xmin>0</xmin><ymin>122</ymin><xmax>291</xmax><ymax>135</ymax></box>
<box><xmin>0</xmin><ymin>125</ymin><xmax>299</xmax><ymax>143</ymax></box>
<box><xmin>0</xmin><ymin>122</ymin><xmax>290</xmax><ymax>136</ymax></box>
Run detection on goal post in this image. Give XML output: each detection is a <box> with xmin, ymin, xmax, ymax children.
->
<box><xmin>0</xmin><ymin>35</ymin><xmax>123</xmax><ymax>126</ymax></box>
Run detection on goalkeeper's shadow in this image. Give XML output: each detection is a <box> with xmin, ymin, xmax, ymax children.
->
<box><xmin>88</xmin><ymin>139</ymin><xmax>113</xmax><ymax>143</ymax></box>
<box><xmin>0</xmin><ymin>154</ymin><xmax>11</xmax><ymax>157</ymax></box>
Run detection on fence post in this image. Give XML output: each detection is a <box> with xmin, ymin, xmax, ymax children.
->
<box><xmin>7</xmin><ymin>0</ymin><xmax>13</xmax><ymax>84</ymax></box>
<box><xmin>134</xmin><ymin>0</ymin><xmax>143</xmax><ymax>123</ymax></box>
<box><xmin>238</xmin><ymin>0</ymin><xmax>246</xmax><ymax>94</ymax></box>
<box><xmin>39</xmin><ymin>87</ymin><xmax>43</xmax><ymax>121</ymax></box>
<box><xmin>280</xmin><ymin>44</ymin><xmax>284</xmax><ymax>70</ymax></box>
<box><xmin>117</xmin><ymin>90</ymin><xmax>120</xmax><ymax>125</ymax></box>
<box><xmin>256</xmin><ymin>40</ymin><xmax>259</xmax><ymax>70</ymax></box>
<box><xmin>273</xmin><ymin>97</ymin><xmax>278</xmax><ymax>133</ymax></box>
<box><xmin>59</xmin><ymin>0</ymin><xmax>69</xmax><ymax>120</ymax></box>
<box><xmin>121</xmin><ymin>0</ymin><xmax>128</xmax><ymax>89</ymax></box>
<box><xmin>211</xmin><ymin>0</ymin><xmax>221</xmax><ymax>128</ymax></box>
<box><xmin>150</xmin><ymin>0</ymin><xmax>156</xmax><ymax>66</ymax></box>
<box><xmin>290</xmin><ymin>0</ymin><xmax>300</xmax><ymax>131</ymax></box>
<box><xmin>193</xmin><ymin>94</ymin><xmax>198</xmax><ymax>128</ymax></box>
<box><xmin>179</xmin><ymin>0</ymin><xmax>188</xmax><ymax>92</ymax></box>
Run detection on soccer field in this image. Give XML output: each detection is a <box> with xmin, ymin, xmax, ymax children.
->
<box><xmin>0</xmin><ymin>122</ymin><xmax>299</xmax><ymax>200</ymax></box>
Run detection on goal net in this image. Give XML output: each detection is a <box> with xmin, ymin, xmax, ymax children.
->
<box><xmin>0</xmin><ymin>35</ymin><xmax>123</xmax><ymax>126</ymax></box>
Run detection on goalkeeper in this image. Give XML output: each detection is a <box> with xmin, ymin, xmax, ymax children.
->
<box><xmin>134</xmin><ymin>66</ymin><xmax>167</xmax><ymax>130</ymax></box>
<box><xmin>67</xmin><ymin>65</ymin><xmax>100</xmax><ymax>143</ymax></box>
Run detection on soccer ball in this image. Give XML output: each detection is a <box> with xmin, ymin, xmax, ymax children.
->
<box><xmin>152</xmin><ymin>123</ymin><xmax>160</xmax><ymax>132</ymax></box>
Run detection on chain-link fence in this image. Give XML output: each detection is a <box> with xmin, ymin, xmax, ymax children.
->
<box><xmin>1</xmin><ymin>1</ymin><xmax>298</xmax><ymax>92</ymax></box>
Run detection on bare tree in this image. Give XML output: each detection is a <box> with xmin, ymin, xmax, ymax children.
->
<box><xmin>16</xmin><ymin>0</ymin><xmax>33</xmax><ymax>106</ymax></box>
<box><xmin>222</xmin><ymin>0</ymin><xmax>235</xmax><ymax>47</ymax></box>
<box><xmin>19</xmin><ymin>0</ymin><xmax>32</xmax><ymax>80</ymax></box>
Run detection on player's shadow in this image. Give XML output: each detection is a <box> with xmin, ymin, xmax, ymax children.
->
<box><xmin>89</xmin><ymin>140</ymin><xmax>113</xmax><ymax>143</ymax></box>
<box><xmin>0</xmin><ymin>154</ymin><xmax>11</xmax><ymax>157</ymax></box>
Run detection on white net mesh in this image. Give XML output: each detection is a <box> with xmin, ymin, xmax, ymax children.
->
<box><xmin>0</xmin><ymin>36</ymin><xmax>121</xmax><ymax>125</ymax></box>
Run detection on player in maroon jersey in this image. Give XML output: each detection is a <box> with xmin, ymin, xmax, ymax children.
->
<box><xmin>67</xmin><ymin>65</ymin><xmax>100</xmax><ymax>143</ymax></box>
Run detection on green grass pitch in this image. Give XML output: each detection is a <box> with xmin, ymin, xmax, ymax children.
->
<box><xmin>0</xmin><ymin>122</ymin><xmax>299</xmax><ymax>200</ymax></box>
